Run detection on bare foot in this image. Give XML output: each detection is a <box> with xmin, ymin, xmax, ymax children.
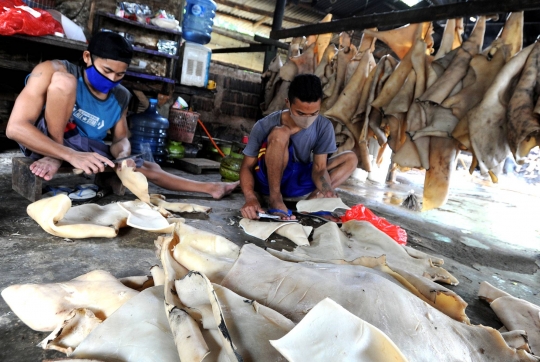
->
<box><xmin>30</xmin><ymin>157</ymin><xmax>62</xmax><ymax>181</ymax></box>
<box><xmin>210</xmin><ymin>181</ymin><xmax>240</xmax><ymax>199</ymax></box>
<box><xmin>268</xmin><ymin>198</ymin><xmax>296</xmax><ymax>220</ymax></box>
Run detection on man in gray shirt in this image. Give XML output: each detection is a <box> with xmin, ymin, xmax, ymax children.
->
<box><xmin>240</xmin><ymin>74</ymin><xmax>357</xmax><ymax>220</ymax></box>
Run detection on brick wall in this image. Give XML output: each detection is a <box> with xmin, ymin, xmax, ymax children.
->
<box><xmin>181</xmin><ymin>61</ymin><xmax>262</xmax><ymax>142</ymax></box>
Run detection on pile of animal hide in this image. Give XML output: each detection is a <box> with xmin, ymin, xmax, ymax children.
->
<box><xmin>26</xmin><ymin>161</ymin><xmax>210</xmax><ymax>239</ymax></box>
<box><xmin>263</xmin><ymin>13</ymin><xmax>537</xmax><ymax>211</ymax></box>
<box><xmin>3</xmin><ymin>221</ymin><xmax>539</xmax><ymax>361</ymax></box>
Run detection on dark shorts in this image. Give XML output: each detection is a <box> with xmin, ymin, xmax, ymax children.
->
<box><xmin>20</xmin><ymin>115</ymin><xmax>144</xmax><ymax>167</ymax></box>
<box><xmin>254</xmin><ymin>140</ymin><xmax>316</xmax><ymax>198</ymax></box>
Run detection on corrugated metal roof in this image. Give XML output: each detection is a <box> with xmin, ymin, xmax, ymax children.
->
<box><xmin>216</xmin><ymin>0</ymin><xmax>326</xmax><ymax>28</ymax></box>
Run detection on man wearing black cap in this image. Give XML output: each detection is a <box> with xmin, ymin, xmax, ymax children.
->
<box><xmin>6</xmin><ymin>31</ymin><xmax>238</xmax><ymax>199</ymax></box>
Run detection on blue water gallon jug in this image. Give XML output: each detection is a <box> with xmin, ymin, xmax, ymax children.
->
<box><xmin>129</xmin><ymin>99</ymin><xmax>170</xmax><ymax>164</ymax></box>
<box><xmin>182</xmin><ymin>0</ymin><xmax>216</xmax><ymax>45</ymax></box>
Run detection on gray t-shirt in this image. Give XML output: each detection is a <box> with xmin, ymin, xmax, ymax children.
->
<box><xmin>243</xmin><ymin>110</ymin><xmax>337</xmax><ymax>164</ymax></box>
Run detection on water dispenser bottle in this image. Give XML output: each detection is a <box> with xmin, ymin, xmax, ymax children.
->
<box><xmin>182</xmin><ymin>0</ymin><xmax>216</xmax><ymax>45</ymax></box>
<box><xmin>129</xmin><ymin>99</ymin><xmax>170</xmax><ymax>164</ymax></box>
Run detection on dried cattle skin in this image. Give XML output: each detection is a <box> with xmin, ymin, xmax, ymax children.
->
<box><xmin>322</xmin><ymin>39</ymin><xmax>357</xmax><ymax>111</ymax></box>
<box><xmin>264</xmin><ymin>81</ymin><xmax>291</xmax><ymax>116</ymax></box>
<box><xmin>364</xmin><ymin>23</ymin><xmax>426</xmax><ymax>60</ymax></box>
<box><xmin>420</xmin><ymin>16</ymin><xmax>486</xmax><ymax>105</ymax></box>
<box><xmin>325</xmin><ymin>50</ymin><xmax>374</xmax><ymax>125</ymax></box>
<box><xmin>38</xmin><ymin>308</ymin><xmax>102</xmax><ymax>355</ymax></box>
<box><xmin>72</xmin><ymin>287</ymin><xmax>180</xmax><ymax>362</ymax></box>
<box><xmin>468</xmin><ymin>43</ymin><xmax>535</xmax><ymax>173</ymax></box>
<box><xmin>291</xmin><ymin>42</ymin><xmax>316</xmax><ymax>75</ymax></box>
<box><xmin>1</xmin><ymin>270</ymin><xmax>138</xmax><ymax>332</ymax></box>
<box><xmin>270</xmin><ymin>298</ymin><xmax>408</xmax><ymax>362</ymax></box>
<box><xmin>314</xmin><ymin>44</ymin><xmax>336</xmax><ymax>79</ymax></box>
<box><xmin>240</xmin><ymin>219</ymin><xmax>311</xmax><ymax>247</ymax></box>
<box><xmin>296</xmin><ymin>198</ymin><xmax>350</xmax><ymax>213</ymax></box>
<box><xmin>27</xmin><ymin>195</ymin><xmax>124</xmax><ymax>238</ymax></box>
<box><xmin>150</xmin><ymin>194</ymin><xmax>211</xmax><ymax>214</ymax></box>
<box><xmin>175</xmin><ymin>272</ymin><xmax>294</xmax><ymax>362</ymax></box>
<box><xmin>507</xmin><ymin>42</ymin><xmax>540</xmax><ymax>162</ymax></box>
<box><xmin>315</xmin><ymin>15</ymin><xmax>333</xmax><ymax>65</ymax></box>
<box><xmin>478</xmin><ymin>282</ymin><xmax>540</xmax><ymax>356</ymax></box>
<box><xmin>116</xmin><ymin>162</ymin><xmax>150</xmax><ymax>203</ymax></box>
<box><xmin>221</xmin><ymin>245</ymin><xmax>537</xmax><ymax>362</ymax></box>
<box><xmin>171</xmin><ymin>222</ymin><xmax>239</xmax><ymax>284</ymax></box>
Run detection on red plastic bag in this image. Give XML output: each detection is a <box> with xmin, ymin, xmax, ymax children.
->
<box><xmin>0</xmin><ymin>0</ymin><xmax>63</xmax><ymax>36</ymax></box>
<box><xmin>341</xmin><ymin>204</ymin><xmax>408</xmax><ymax>245</ymax></box>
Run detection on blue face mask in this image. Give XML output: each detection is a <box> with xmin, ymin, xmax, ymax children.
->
<box><xmin>84</xmin><ymin>58</ymin><xmax>122</xmax><ymax>94</ymax></box>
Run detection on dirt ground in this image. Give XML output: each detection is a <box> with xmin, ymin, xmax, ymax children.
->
<box><xmin>0</xmin><ymin>147</ymin><xmax>538</xmax><ymax>361</ymax></box>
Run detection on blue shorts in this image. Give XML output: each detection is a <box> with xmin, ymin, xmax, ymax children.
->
<box><xmin>20</xmin><ymin>115</ymin><xmax>144</xmax><ymax>167</ymax></box>
<box><xmin>254</xmin><ymin>140</ymin><xmax>316</xmax><ymax>198</ymax></box>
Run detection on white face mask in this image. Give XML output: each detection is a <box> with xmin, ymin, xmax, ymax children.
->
<box><xmin>289</xmin><ymin>108</ymin><xmax>319</xmax><ymax>129</ymax></box>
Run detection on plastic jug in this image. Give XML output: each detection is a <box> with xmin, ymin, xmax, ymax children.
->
<box><xmin>182</xmin><ymin>0</ymin><xmax>216</xmax><ymax>45</ymax></box>
<box><xmin>129</xmin><ymin>99</ymin><xmax>170</xmax><ymax>164</ymax></box>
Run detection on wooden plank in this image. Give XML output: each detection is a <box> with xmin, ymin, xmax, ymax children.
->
<box><xmin>11</xmin><ymin>157</ymin><xmax>75</xmax><ymax>202</ymax></box>
<box><xmin>12</xmin><ymin>157</ymin><xmax>41</xmax><ymax>202</ymax></box>
<box><xmin>94</xmin><ymin>172</ymin><xmax>126</xmax><ymax>196</ymax></box>
<box><xmin>9</xmin><ymin>34</ymin><xmax>87</xmax><ymax>51</ymax></box>
<box><xmin>173</xmin><ymin>158</ymin><xmax>221</xmax><ymax>174</ymax></box>
<box><xmin>0</xmin><ymin>59</ymin><xmax>34</xmax><ymax>72</ymax></box>
<box><xmin>270</xmin><ymin>0</ymin><xmax>540</xmax><ymax>39</ymax></box>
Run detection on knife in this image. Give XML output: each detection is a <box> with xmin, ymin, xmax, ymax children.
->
<box><xmin>257</xmin><ymin>212</ymin><xmax>299</xmax><ymax>222</ymax></box>
<box><xmin>72</xmin><ymin>153</ymin><xmax>144</xmax><ymax>175</ymax></box>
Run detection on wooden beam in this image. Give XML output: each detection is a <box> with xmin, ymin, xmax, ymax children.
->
<box><xmin>253</xmin><ymin>16</ymin><xmax>268</xmax><ymax>29</ymax></box>
<box><xmin>212</xmin><ymin>44</ymin><xmax>270</xmax><ymax>54</ymax></box>
<box><xmin>216</xmin><ymin>0</ymin><xmax>310</xmax><ymax>25</ymax></box>
<box><xmin>212</xmin><ymin>26</ymin><xmax>259</xmax><ymax>44</ymax></box>
<box><xmin>254</xmin><ymin>35</ymin><xmax>289</xmax><ymax>50</ymax></box>
<box><xmin>270</xmin><ymin>0</ymin><xmax>540</xmax><ymax>39</ymax></box>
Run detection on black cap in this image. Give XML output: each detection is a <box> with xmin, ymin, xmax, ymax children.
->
<box><xmin>88</xmin><ymin>31</ymin><xmax>133</xmax><ymax>65</ymax></box>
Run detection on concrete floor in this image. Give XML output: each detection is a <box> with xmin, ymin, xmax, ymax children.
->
<box><xmin>0</xmin><ymin>148</ymin><xmax>538</xmax><ymax>361</ymax></box>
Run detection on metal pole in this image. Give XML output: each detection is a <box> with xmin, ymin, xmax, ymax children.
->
<box><xmin>272</xmin><ymin>0</ymin><xmax>286</xmax><ymax>31</ymax></box>
<box><xmin>263</xmin><ymin>0</ymin><xmax>286</xmax><ymax>72</ymax></box>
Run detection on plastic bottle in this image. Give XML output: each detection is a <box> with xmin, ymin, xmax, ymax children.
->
<box><xmin>129</xmin><ymin>99</ymin><xmax>170</xmax><ymax>164</ymax></box>
<box><xmin>182</xmin><ymin>0</ymin><xmax>217</xmax><ymax>45</ymax></box>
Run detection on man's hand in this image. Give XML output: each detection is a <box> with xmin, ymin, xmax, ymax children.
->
<box><xmin>116</xmin><ymin>158</ymin><xmax>136</xmax><ymax>170</ymax></box>
<box><xmin>241</xmin><ymin>197</ymin><xmax>264</xmax><ymax>220</ymax></box>
<box><xmin>67</xmin><ymin>151</ymin><xmax>115</xmax><ymax>174</ymax></box>
<box><xmin>312</xmin><ymin>189</ymin><xmax>338</xmax><ymax>198</ymax></box>
<box><xmin>321</xmin><ymin>189</ymin><xmax>338</xmax><ymax>198</ymax></box>
<box><xmin>115</xmin><ymin>155</ymin><xmax>136</xmax><ymax>171</ymax></box>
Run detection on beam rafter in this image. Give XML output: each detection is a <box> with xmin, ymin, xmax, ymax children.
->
<box><xmin>270</xmin><ymin>0</ymin><xmax>540</xmax><ymax>39</ymax></box>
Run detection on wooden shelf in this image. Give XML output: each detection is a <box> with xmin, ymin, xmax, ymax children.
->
<box><xmin>133</xmin><ymin>46</ymin><xmax>179</xmax><ymax>59</ymax></box>
<box><xmin>95</xmin><ymin>11</ymin><xmax>182</xmax><ymax>36</ymax></box>
<box><xmin>9</xmin><ymin>34</ymin><xmax>87</xmax><ymax>51</ymax></box>
<box><xmin>125</xmin><ymin>71</ymin><xmax>175</xmax><ymax>84</ymax></box>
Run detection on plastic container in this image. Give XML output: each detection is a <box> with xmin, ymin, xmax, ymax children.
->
<box><xmin>219</xmin><ymin>141</ymin><xmax>245</xmax><ymax>182</ymax></box>
<box><xmin>178</xmin><ymin>41</ymin><xmax>211</xmax><ymax>87</ymax></box>
<box><xmin>129</xmin><ymin>99</ymin><xmax>170</xmax><ymax>164</ymax></box>
<box><xmin>168</xmin><ymin>108</ymin><xmax>199</xmax><ymax>143</ymax></box>
<box><xmin>182</xmin><ymin>0</ymin><xmax>216</xmax><ymax>45</ymax></box>
<box><xmin>167</xmin><ymin>140</ymin><xmax>185</xmax><ymax>160</ymax></box>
